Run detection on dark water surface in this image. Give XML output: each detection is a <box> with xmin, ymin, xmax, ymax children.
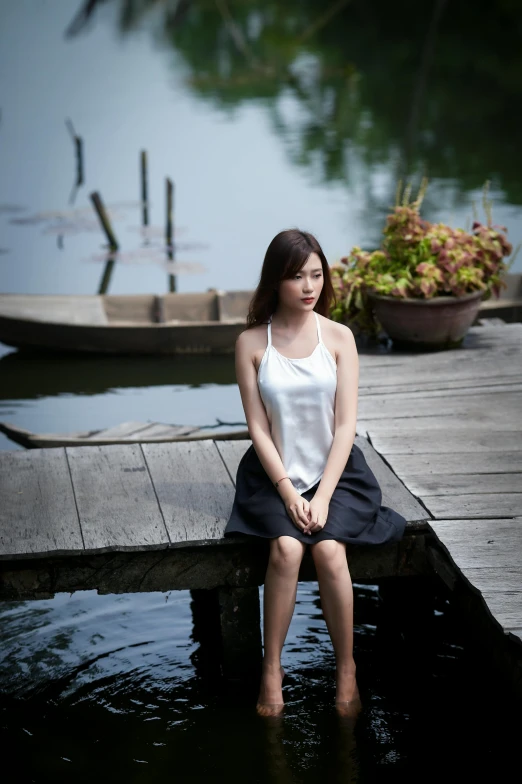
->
<box><xmin>1</xmin><ymin>577</ymin><xmax>520</xmax><ymax>783</ymax></box>
<box><xmin>1</xmin><ymin>1</ymin><xmax>522</xmax><ymax>778</ymax></box>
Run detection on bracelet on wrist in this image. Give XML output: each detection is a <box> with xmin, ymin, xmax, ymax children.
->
<box><xmin>274</xmin><ymin>476</ymin><xmax>290</xmax><ymax>489</ymax></box>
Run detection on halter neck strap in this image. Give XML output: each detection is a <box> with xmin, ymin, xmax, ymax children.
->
<box><xmin>314</xmin><ymin>311</ymin><xmax>322</xmax><ymax>343</ymax></box>
<box><xmin>267</xmin><ymin>317</ymin><xmax>272</xmax><ymax>347</ymax></box>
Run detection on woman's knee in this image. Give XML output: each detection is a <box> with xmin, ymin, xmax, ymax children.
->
<box><xmin>269</xmin><ymin>536</ymin><xmax>305</xmax><ymax>573</ymax></box>
<box><xmin>310</xmin><ymin>540</ymin><xmax>348</xmax><ymax>577</ymax></box>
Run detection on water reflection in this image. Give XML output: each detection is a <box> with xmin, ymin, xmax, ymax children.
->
<box><xmin>101</xmin><ymin>0</ymin><xmax>522</xmax><ymax>234</ymax></box>
<box><xmin>0</xmin><ymin>351</ymin><xmax>236</xmax><ymax>399</ymax></box>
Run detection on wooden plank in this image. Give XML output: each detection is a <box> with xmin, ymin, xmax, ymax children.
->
<box><xmin>66</xmin><ymin>444</ymin><xmax>169</xmax><ymax>553</ymax></box>
<box><xmin>480</xmin><ymin>591</ymin><xmax>522</xmax><ymax>632</ymax></box>
<box><xmin>354</xmin><ymin>437</ymin><xmax>429</xmax><ymax>523</ymax></box>
<box><xmin>214</xmin><ymin>440</ymin><xmax>250</xmax><ymax>486</ymax></box>
<box><xmin>429</xmin><ymin>519</ymin><xmax>522</xmax><ymax>568</ymax></box>
<box><xmin>0</xmin><ymin>449</ymin><xmax>83</xmax><ymax>559</ymax></box>
<box><xmin>358</xmin><ymin>417</ymin><xmax>521</xmax><ymax>435</ymax></box>
<box><xmin>370</xmin><ymin>452</ymin><xmax>522</xmax><ymax>475</ymax></box>
<box><xmin>459</xmin><ymin>568</ymin><xmax>522</xmax><ymax>593</ymax></box>
<box><xmin>358</xmin><ymin>391</ymin><xmax>522</xmax><ymax>420</ymax></box>
<box><xmin>402</xmin><ymin>473</ymin><xmax>522</xmax><ymax>496</ymax></box>
<box><xmin>423</xmin><ymin>494</ymin><xmax>522</xmax><ymax>518</ymax></box>
<box><xmin>359</xmin><ymin>376</ymin><xmax>522</xmax><ymax>396</ymax></box>
<box><xmin>364</xmin><ymin>432</ymin><xmax>522</xmax><ymax>454</ymax></box>
<box><xmin>142</xmin><ymin>441</ymin><xmax>235</xmax><ymax>545</ymax></box>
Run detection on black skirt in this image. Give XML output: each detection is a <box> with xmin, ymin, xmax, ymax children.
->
<box><xmin>224</xmin><ymin>443</ymin><xmax>407</xmax><ymax>546</ymax></box>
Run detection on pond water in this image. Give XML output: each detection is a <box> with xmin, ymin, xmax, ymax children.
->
<box><xmin>1</xmin><ymin>1</ymin><xmax>522</xmax><ymax>777</ymax></box>
<box><xmin>1</xmin><ymin>577</ymin><xmax>520</xmax><ymax>782</ymax></box>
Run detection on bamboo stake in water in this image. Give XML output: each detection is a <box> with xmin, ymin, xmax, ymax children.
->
<box><xmin>90</xmin><ymin>191</ymin><xmax>119</xmax><ymax>251</ymax></box>
<box><xmin>166</xmin><ymin>178</ymin><xmax>176</xmax><ymax>292</ymax></box>
<box><xmin>141</xmin><ymin>150</ymin><xmax>149</xmax><ymax>227</ymax></box>
<box><xmin>97</xmin><ymin>252</ymin><xmax>116</xmax><ymax>295</ymax></box>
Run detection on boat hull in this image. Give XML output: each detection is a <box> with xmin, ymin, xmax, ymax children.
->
<box><xmin>0</xmin><ymin>317</ymin><xmax>245</xmax><ymax>355</ymax></box>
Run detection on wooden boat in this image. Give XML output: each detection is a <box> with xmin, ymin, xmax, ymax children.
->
<box><xmin>0</xmin><ymin>273</ymin><xmax>520</xmax><ymax>355</ymax></box>
<box><xmin>0</xmin><ymin>420</ymin><xmax>249</xmax><ymax>449</ymax></box>
<box><xmin>0</xmin><ymin>289</ymin><xmax>252</xmax><ymax>354</ymax></box>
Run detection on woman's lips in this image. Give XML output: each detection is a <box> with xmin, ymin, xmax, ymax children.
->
<box><xmin>302</xmin><ymin>297</ymin><xmax>314</xmax><ymax>302</ymax></box>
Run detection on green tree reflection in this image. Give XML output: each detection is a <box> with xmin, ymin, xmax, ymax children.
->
<box><xmin>71</xmin><ymin>1</ymin><xmax>522</xmax><ymax>212</ymax></box>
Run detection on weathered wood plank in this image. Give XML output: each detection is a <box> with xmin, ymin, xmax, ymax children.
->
<box><xmin>355</xmin><ymin>437</ymin><xmax>429</xmax><ymax>523</ymax></box>
<box><xmin>402</xmin><ymin>473</ymin><xmax>522</xmax><ymax>496</ymax></box>
<box><xmin>0</xmin><ymin>532</ymin><xmax>426</xmax><ymax>600</ymax></box>
<box><xmin>459</xmin><ymin>568</ymin><xmax>522</xmax><ymax>593</ymax></box>
<box><xmin>358</xmin><ymin>391</ymin><xmax>522</xmax><ymax>420</ymax></box>
<box><xmin>360</xmin><ymin>379</ymin><xmax>522</xmax><ymax>397</ymax></box>
<box><xmin>429</xmin><ymin>519</ymin><xmax>522</xmax><ymax>568</ymax></box>
<box><xmin>370</xmin><ymin>452</ymin><xmax>522</xmax><ymax>475</ymax></box>
<box><xmin>364</xmin><ymin>432</ymin><xmax>522</xmax><ymax>454</ymax></box>
<box><xmin>214</xmin><ymin>440</ymin><xmax>250</xmax><ymax>486</ymax></box>
<box><xmin>480</xmin><ymin>591</ymin><xmax>522</xmax><ymax>632</ymax></box>
<box><xmin>66</xmin><ymin>444</ymin><xmax>169</xmax><ymax>553</ymax></box>
<box><xmin>358</xmin><ymin>418</ymin><xmax>521</xmax><ymax>435</ymax></box>
<box><xmin>424</xmin><ymin>494</ymin><xmax>522</xmax><ymax>518</ymax></box>
<box><xmin>142</xmin><ymin>441</ymin><xmax>235</xmax><ymax>545</ymax></box>
<box><xmin>0</xmin><ymin>449</ymin><xmax>83</xmax><ymax>559</ymax></box>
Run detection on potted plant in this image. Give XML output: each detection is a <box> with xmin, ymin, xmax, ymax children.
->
<box><xmin>330</xmin><ymin>180</ymin><xmax>516</xmax><ymax>349</ymax></box>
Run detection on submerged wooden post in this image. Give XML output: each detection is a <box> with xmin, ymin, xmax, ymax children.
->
<box><xmin>141</xmin><ymin>150</ymin><xmax>149</xmax><ymax>227</ymax></box>
<box><xmin>166</xmin><ymin>177</ymin><xmax>176</xmax><ymax>292</ymax></box>
<box><xmin>90</xmin><ymin>191</ymin><xmax>119</xmax><ymax>251</ymax></box>
<box><xmin>189</xmin><ymin>586</ymin><xmax>262</xmax><ymax>680</ymax></box>
<box><xmin>217</xmin><ymin>586</ymin><xmax>262</xmax><ymax>679</ymax></box>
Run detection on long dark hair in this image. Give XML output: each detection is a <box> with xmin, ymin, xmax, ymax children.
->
<box><xmin>246</xmin><ymin>229</ymin><xmax>336</xmax><ymax>328</ymax></box>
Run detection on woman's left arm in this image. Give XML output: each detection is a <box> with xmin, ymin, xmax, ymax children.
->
<box><xmin>303</xmin><ymin>324</ymin><xmax>359</xmax><ymax>534</ymax></box>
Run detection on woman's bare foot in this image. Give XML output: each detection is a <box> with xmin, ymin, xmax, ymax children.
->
<box><xmin>256</xmin><ymin>662</ymin><xmax>285</xmax><ymax>717</ymax></box>
<box><xmin>335</xmin><ymin>662</ymin><xmax>362</xmax><ymax>719</ymax></box>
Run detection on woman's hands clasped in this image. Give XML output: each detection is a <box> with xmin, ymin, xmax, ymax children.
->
<box><xmin>281</xmin><ymin>486</ymin><xmax>330</xmax><ymax>536</ymax></box>
<box><xmin>303</xmin><ymin>493</ymin><xmax>329</xmax><ymax>535</ymax></box>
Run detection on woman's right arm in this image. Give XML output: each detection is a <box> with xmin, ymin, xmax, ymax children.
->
<box><xmin>235</xmin><ymin>331</ymin><xmax>310</xmax><ymax>530</ymax></box>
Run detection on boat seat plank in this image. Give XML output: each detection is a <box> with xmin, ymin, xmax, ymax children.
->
<box><xmin>129</xmin><ymin>423</ymin><xmax>197</xmax><ymax>440</ymax></box>
<box><xmin>66</xmin><ymin>444</ymin><xmax>170</xmax><ymax>553</ymax></box>
<box><xmin>141</xmin><ymin>441</ymin><xmax>235</xmax><ymax>546</ymax></box>
<box><xmin>0</xmin><ymin>449</ymin><xmax>83</xmax><ymax>559</ymax></box>
<box><xmin>0</xmin><ymin>294</ymin><xmax>108</xmax><ymax>325</ymax></box>
<box><xmin>91</xmin><ymin>421</ymin><xmax>155</xmax><ymax>439</ymax></box>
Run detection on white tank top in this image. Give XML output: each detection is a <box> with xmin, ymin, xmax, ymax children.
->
<box><xmin>257</xmin><ymin>311</ymin><xmax>338</xmax><ymax>494</ymax></box>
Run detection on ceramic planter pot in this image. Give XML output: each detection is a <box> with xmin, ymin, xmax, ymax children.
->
<box><xmin>366</xmin><ymin>289</ymin><xmax>485</xmax><ymax>349</ymax></box>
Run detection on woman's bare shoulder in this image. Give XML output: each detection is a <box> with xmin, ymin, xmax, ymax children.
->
<box><xmin>319</xmin><ymin>314</ymin><xmax>354</xmax><ymax>341</ymax></box>
<box><xmin>236</xmin><ymin>324</ymin><xmax>269</xmax><ymax>354</ymax></box>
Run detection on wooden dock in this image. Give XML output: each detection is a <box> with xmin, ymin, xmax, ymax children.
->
<box><xmin>0</xmin><ymin>320</ymin><xmax>521</xmax><ymax>687</ymax></box>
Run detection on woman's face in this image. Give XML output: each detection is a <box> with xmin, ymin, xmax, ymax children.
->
<box><xmin>278</xmin><ymin>252</ymin><xmax>324</xmax><ymax>312</ymax></box>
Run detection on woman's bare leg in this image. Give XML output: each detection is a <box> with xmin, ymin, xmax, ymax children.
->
<box><xmin>257</xmin><ymin>535</ymin><xmax>306</xmax><ymax>716</ymax></box>
<box><xmin>310</xmin><ymin>540</ymin><xmax>359</xmax><ymax>711</ymax></box>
